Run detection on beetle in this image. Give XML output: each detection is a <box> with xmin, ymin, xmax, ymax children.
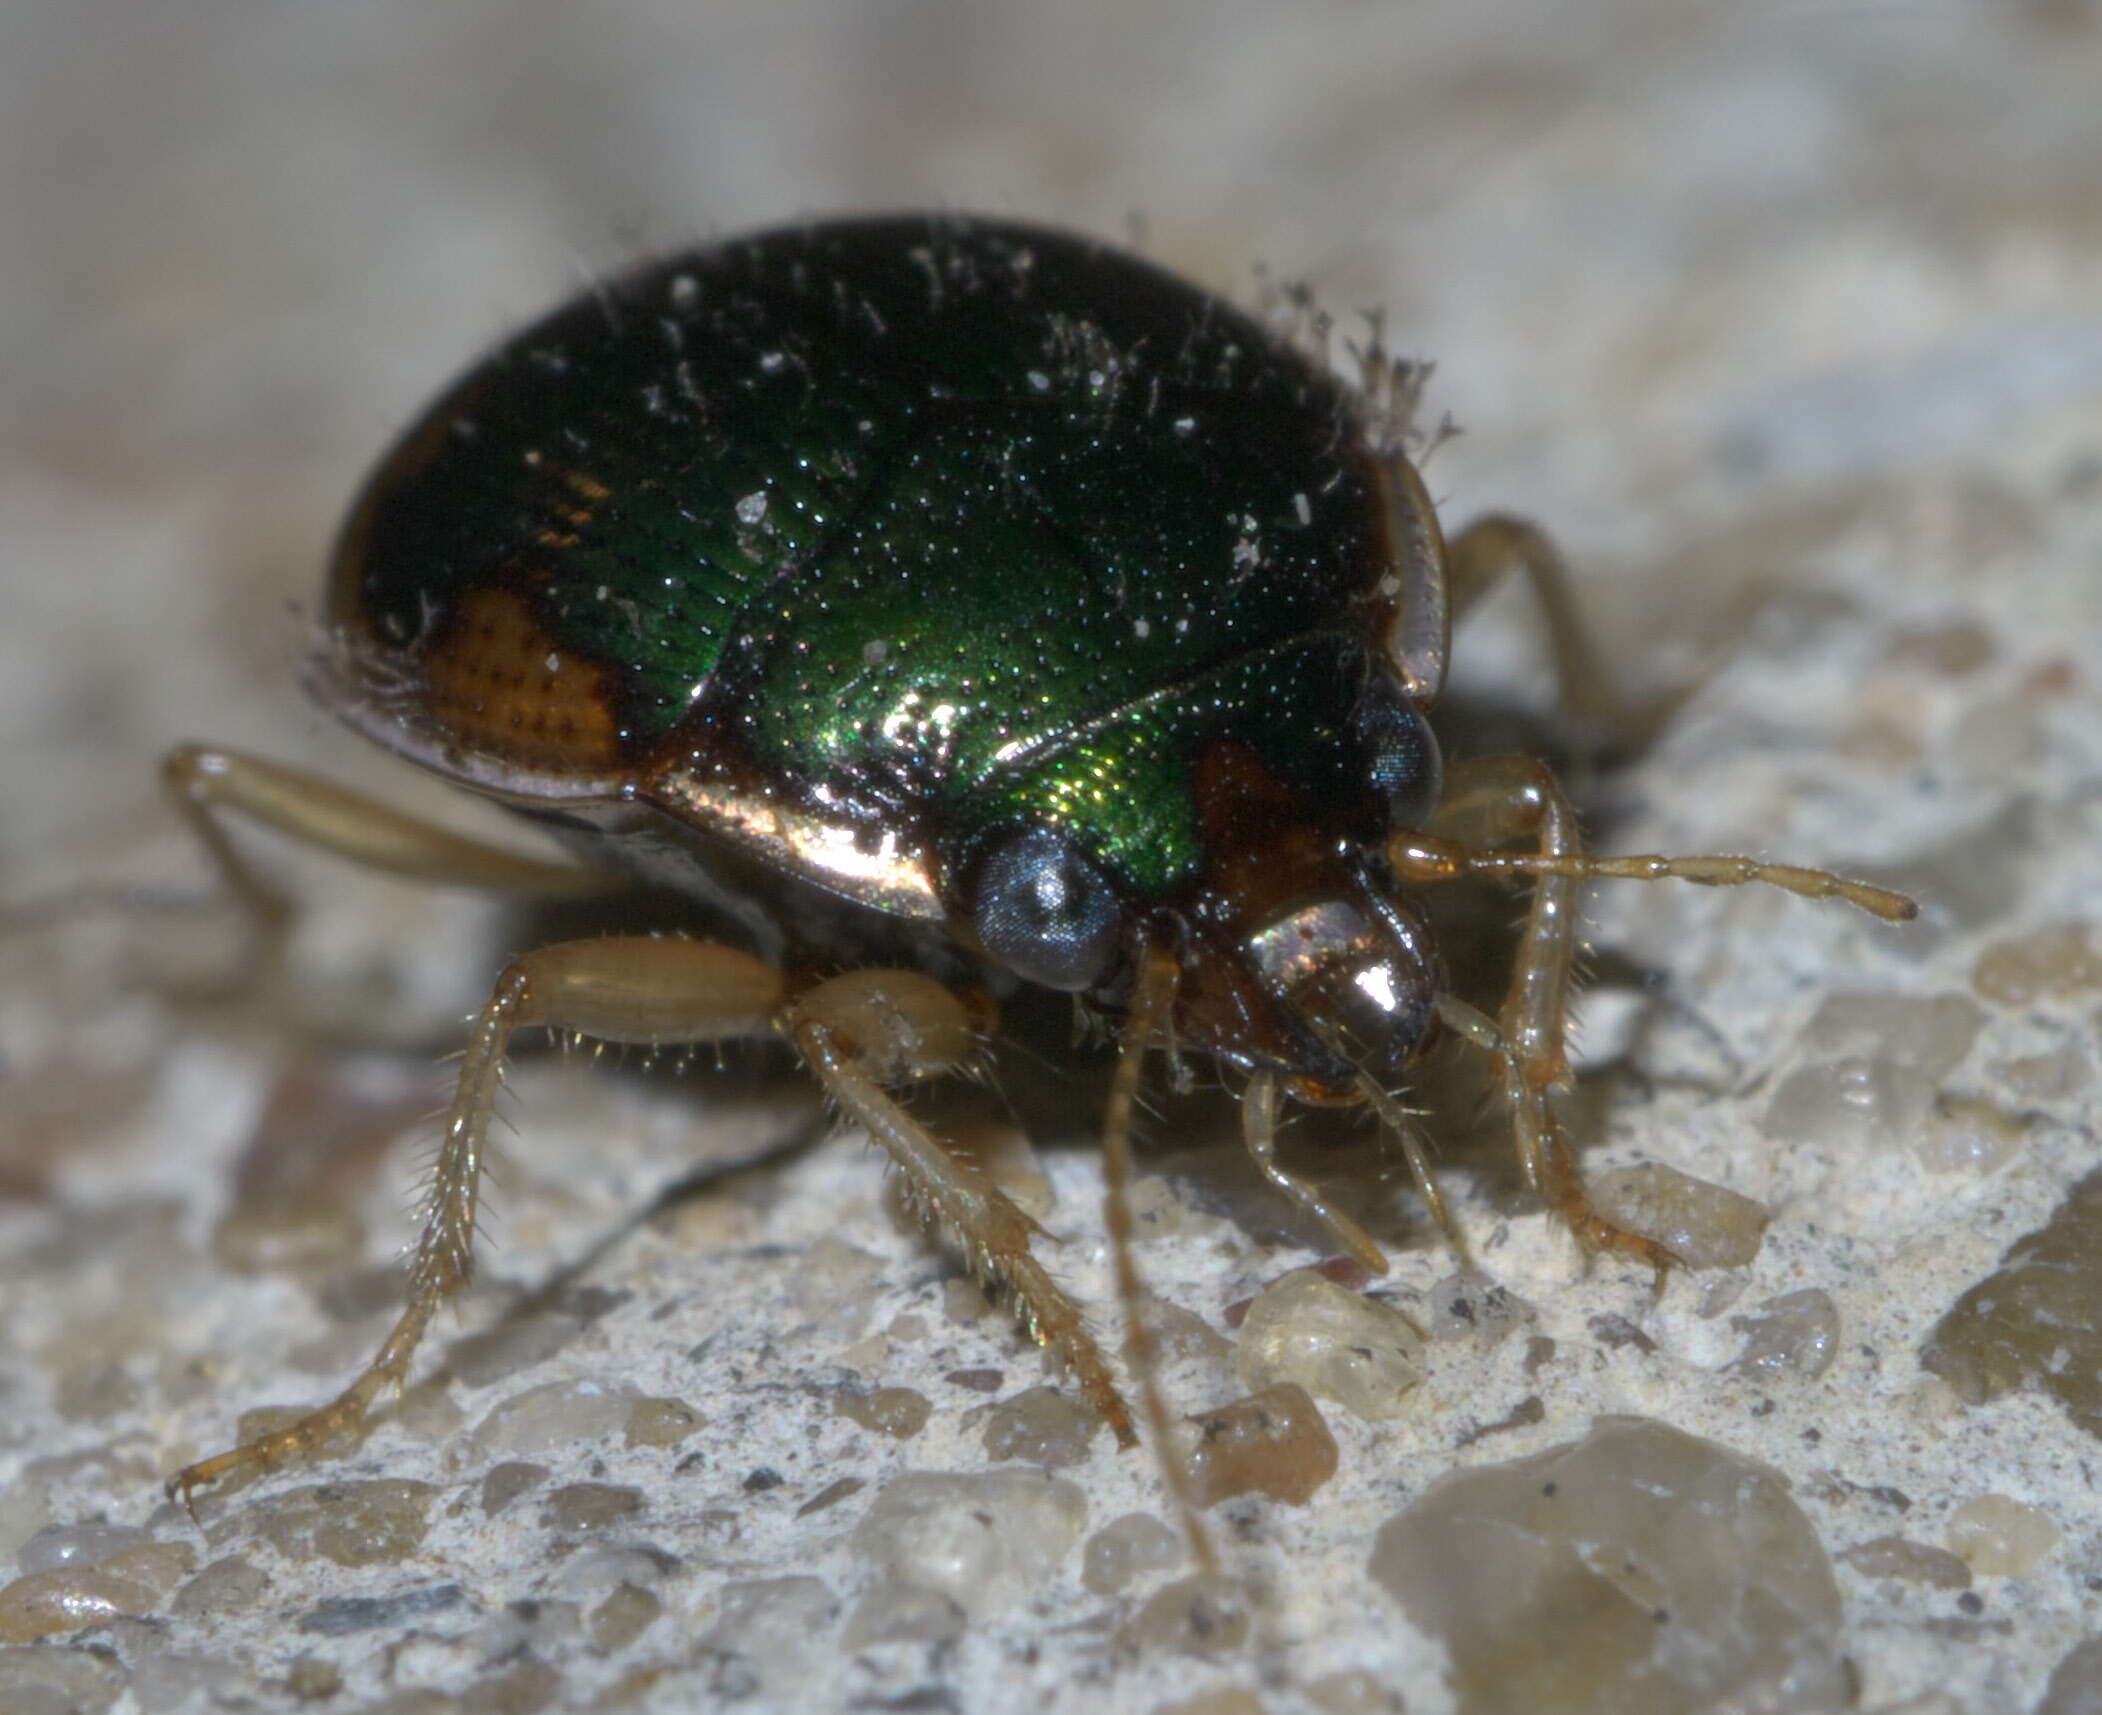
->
<box><xmin>160</xmin><ymin>214</ymin><xmax>1914</xmax><ymax>1541</ymax></box>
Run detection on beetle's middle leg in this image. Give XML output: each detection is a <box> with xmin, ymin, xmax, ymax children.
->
<box><xmin>1444</xmin><ymin>514</ymin><xmax>1657</xmax><ymax>750</ymax></box>
<box><xmin>788</xmin><ymin>969</ymin><xmax>1135</xmax><ymax>1448</ymax></box>
<box><xmin>171</xmin><ymin>941</ymin><xmax>1134</xmax><ymax>1508</ymax></box>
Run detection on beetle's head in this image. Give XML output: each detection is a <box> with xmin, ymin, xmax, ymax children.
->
<box><xmin>1202</xmin><ymin>884</ymin><xmax>1442</xmax><ymax>1099</ymax></box>
<box><xmin>947</xmin><ymin>671</ymin><xmax>1445</xmax><ymax>1102</ymax></box>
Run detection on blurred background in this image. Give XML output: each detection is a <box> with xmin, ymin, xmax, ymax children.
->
<box><xmin>3</xmin><ymin>3</ymin><xmax>2101</xmax><ymax>1711</ymax></box>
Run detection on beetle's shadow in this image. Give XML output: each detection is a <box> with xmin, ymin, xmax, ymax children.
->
<box><xmin>437</xmin><ymin>1096</ymin><xmax>840</xmax><ymax>1362</ymax></box>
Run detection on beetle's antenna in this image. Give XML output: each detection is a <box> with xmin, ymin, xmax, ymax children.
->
<box><xmin>1389</xmin><ymin>833</ymin><xmax>1919</xmax><ymax>922</ymax></box>
<box><xmin>1101</xmin><ymin>939</ymin><xmax>1218</xmax><ymax>1579</ymax></box>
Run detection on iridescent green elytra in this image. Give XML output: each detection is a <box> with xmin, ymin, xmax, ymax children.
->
<box><xmin>324</xmin><ymin>214</ymin><xmax>1447</xmax><ymax>1078</ymax></box>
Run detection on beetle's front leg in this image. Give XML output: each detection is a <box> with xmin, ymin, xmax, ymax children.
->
<box><xmin>1388</xmin><ymin>755</ymin><xmax>1912</xmax><ymax>1270</ymax></box>
<box><xmin>786</xmin><ymin>971</ymin><xmax>1136</xmax><ymax>1448</ymax></box>
<box><xmin>170</xmin><ymin>936</ymin><xmax>789</xmax><ymax>1510</ymax></box>
<box><xmin>1407</xmin><ymin>755</ymin><xmax>1677</xmax><ymax>1272</ymax></box>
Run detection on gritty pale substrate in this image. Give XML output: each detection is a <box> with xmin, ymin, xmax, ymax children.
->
<box><xmin>3</xmin><ymin>4</ymin><xmax>2102</xmax><ymax>1713</ymax></box>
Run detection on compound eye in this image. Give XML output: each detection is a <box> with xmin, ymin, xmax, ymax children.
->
<box><xmin>968</xmin><ymin>827</ymin><xmax>1126</xmax><ymax>992</ymax></box>
<box><xmin>1357</xmin><ymin>684</ymin><xmax>1442</xmax><ymax>831</ymax></box>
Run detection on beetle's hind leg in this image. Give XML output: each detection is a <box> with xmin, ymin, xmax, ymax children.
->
<box><xmin>159</xmin><ymin>744</ymin><xmax>616</xmax><ymax>985</ymax></box>
<box><xmin>171</xmin><ymin>935</ymin><xmax>790</xmax><ymax>1509</ymax></box>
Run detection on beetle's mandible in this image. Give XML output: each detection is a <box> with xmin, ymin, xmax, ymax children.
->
<box><xmin>159</xmin><ymin>214</ymin><xmax>1915</xmax><ymax>1551</ymax></box>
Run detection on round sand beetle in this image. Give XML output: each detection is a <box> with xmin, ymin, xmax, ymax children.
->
<box><xmin>160</xmin><ymin>215</ymin><xmax>1914</xmax><ymax>1545</ymax></box>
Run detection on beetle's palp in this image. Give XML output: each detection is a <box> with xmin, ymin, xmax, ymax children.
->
<box><xmin>1347</xmin><ymin>1067</ymin><xmax>1473</xmax><ymax>1267</ymax></box>
<box><xmin>1241</xmin><ymin>1070</ymin><xmax>1390</xmax><ymax>1274</ymax></box>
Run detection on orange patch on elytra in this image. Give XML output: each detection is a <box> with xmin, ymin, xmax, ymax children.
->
<box><xmin>423</xmin><ymin>586</ymin><xmax>623</xmax><ymax>771</ymax></box>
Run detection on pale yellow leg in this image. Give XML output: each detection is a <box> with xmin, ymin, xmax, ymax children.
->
<box><xmin>160</xmin><ymin>743</ymin><xmax>615</xmax><ymax>954</ymax></box>
<box><xmin>1386</xmin><ymin>754</ymin><xmax>1913</xmax><ymax>1269</ymax></box>
<box><xmin>1096</xmin><ymin>944</ymin><xmax>1216</xmax><ymax>1576</ymax></box>
<box><xmin>1444</xmin><ymin>514</ymin><xmax>1652</xmax><ymax>747</ymax></box>
<box><xmin>1406</xmin><ymin>756</ymin><xmax>1672</xmax><ymax>1270</ymax></box>
<box><xmin>172</xmin><ymin>942</ymin><xmax>1140</xmax><ymax>1509</ymax></box>
<box><xmin>785</xmin><ymin>969</ymin><xmax>1134</xmax><ymax>1447</ymax></box>
<box><xmin>170</xmin><ymin>934</ymin><xmax>788</xmax><ymax>1510</ymax></box>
